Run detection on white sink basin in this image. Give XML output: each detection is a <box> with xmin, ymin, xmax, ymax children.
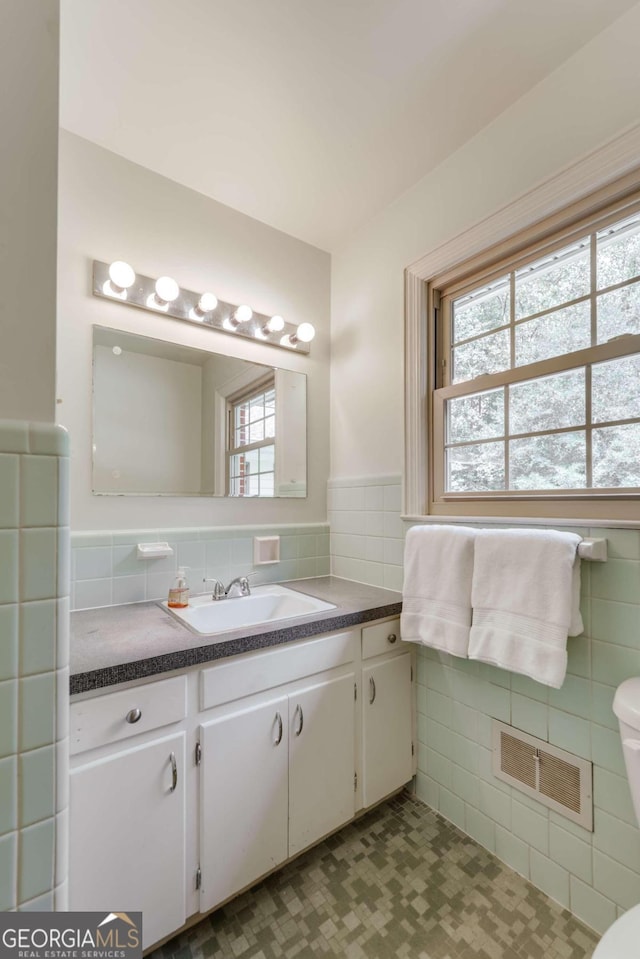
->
<box><xmin>162</xmin><ymin>584</ymin><xmax>336</xmax><ymax>636</ymax></box>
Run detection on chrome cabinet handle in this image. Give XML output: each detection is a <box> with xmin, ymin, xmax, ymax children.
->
<box><xmin>126</xmin><ymin>708</ymin><xmax>142</xmax><ymax>724</ymax></box>
<box><xmin>294</xmin><ymin>704</ymin><xmax>304</xmax><ymax>737</ymax></box>
<box><xmin>169</xmin><ymin>752</ymin><xmax>177</xmax><ymax>792</ymax></box>
<box><xmin>274</xmin><ymin>711</ymin><xmax>283</xmax><ymax>746</ymax></box>
<box><xmin>387</xmin><ymin>633</ymin><xmax>397</xmax><ymax>645</ymax></box>
<box><xmin>369</xmin><ymin>677</ymin><xmax>376</xmax><ymax>704</ymax></box>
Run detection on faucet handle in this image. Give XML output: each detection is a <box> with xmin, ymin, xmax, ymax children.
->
<box><xmin>203</xmin><ymin>577</ymin><xmax>225</xmax><ymax>600</ymax></box>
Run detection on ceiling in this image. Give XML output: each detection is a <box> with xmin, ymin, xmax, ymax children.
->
<box><xmin>60</xmin><ymin>0</ymin><xmax>637</xmax><ymax>252</ymax></box>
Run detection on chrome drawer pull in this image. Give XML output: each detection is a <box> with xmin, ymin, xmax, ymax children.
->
<box><xmin>126</xmin><ymin>708</ymin><xmax>142</xmax><ymax>724</ymax></box>
<box><xmin>387</xmin><ymin>633</ymin><xmax>397</xmax><ymax>644</ymax></box>
<box><xmin>369</xmin><ymin>677</ymin><xmax>376</xmax><ymax>704</ymax></box>
<box><xmin>274</xmin><ymin>711</ymin><xmax>283</xmax><ymax>746</ymax></box>
<box><xmin>169</xmin><ymin>752</ymin><xmax>178</xmax><ymax>792</ymax></box>
<box><xmin>294</xmin><ymin>704</ymin><xmax>304</xmax><ymax>737</ymax></box>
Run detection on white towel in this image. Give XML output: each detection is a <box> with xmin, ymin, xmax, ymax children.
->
<box><xmin>401</xmin><ymin>524</ymin><xmax>477</xmax><ymax>657</ymax></box>
<box><xmin>468</xmin><ymin>529</ymin><xmax>583</xmax><ymax>688</ymax></box>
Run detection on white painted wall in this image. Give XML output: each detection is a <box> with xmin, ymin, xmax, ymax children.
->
<box><xmin>57</xmin><ymin>131</ymin><xmax>330</xmax><ymax>529</ymax></box>
<box><xmin>0</xmin><ymin>0</ymin><xmax>59</xmax><ymax>422</ymax></box>
<box><xmin>330</xmin><ymin>2</ymin><xmax>640</xmax><ymax>481</ymax></box>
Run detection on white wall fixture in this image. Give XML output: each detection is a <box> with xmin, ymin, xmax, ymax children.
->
<box><xmin>93</xmin><ymin>260</ymin><xmax>315</xmax><ymax>353</ymax></box>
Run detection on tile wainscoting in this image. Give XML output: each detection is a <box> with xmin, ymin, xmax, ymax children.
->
<box><xmin>328</xmin><ymin>474</ymin><xmax>640</xmax><ymax>934</ymax></box>
<box><xmin>0</xmin><ymin>421</ymin><xmax>69</xmax><ymax>911</ymax></box>
<box><xmin>70</xmin><ymin>524</ymin><xmax>330</xmax><ymax>610</ymax></box>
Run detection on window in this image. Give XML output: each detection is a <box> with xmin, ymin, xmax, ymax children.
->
<box><xmin>429</xmin><ymin>187</ymin><xmax>640</xmax><ymax>519</ymax></box>
<box><xmin>227</xmin><ymin>377</ymin><xmax>276</xmax><ymax>497</ymax></box>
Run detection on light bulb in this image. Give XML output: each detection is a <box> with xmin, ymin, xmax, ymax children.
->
<box><xmin>112</xmin><ymin>346</ymin><xmax>122</xmax><ymax>356</ymax></box>
<box><xmin>267</xmin><ymin>315</ymin><xmax>285</xmax><ymax>333</ymax></box>
<box><xmin>108</xmin><ymin>261</ymin><xmax>135</xmax><ymax>290</ymax></box>
<box><xmin>296</xmin><ymin>323</ymin><xmax>315</xmax><ymax>343</ymax></box>
<box><xmin>197</xmin><ymin>292</ymin><xmax>218</xmax><ymax>313</ymax></box>
<box><xmin>155</xmin><ymin>276</ymin><xmax>180</xmax><ymax>303</ymax></box>
<box><xmin>235</xmin><ymin>304</ymin><xmax>253</xmax><ymax>323</ymax></box>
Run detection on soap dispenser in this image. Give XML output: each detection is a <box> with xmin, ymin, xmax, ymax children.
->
<box><xmin>168</xmin><ymin>567</ymin><xmax>190</xmax><ymax>608</ymax></box>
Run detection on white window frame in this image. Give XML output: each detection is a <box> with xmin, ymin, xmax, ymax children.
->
<box><xmin>404</xmin><ymin>127</ymin><xmax>640</xmax><ymax>525</ymax></box>
<box><xmin>227</xmin><ymin>374</ymin><xmax>276</xmax><ymax>497</ymax></box>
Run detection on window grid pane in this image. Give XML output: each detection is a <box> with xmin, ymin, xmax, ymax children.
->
<box><xmin>228</xmin><ymin>382</ymin><xmax>276</xmax><ymax>497</ymax></box>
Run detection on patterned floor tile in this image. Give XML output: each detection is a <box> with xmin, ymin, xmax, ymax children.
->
<box><xmin>149</xmin><ymin>793</ymin><xmax>599</xmax><ymax>959</ymax></box>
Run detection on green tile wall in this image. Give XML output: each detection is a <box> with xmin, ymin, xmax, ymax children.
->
<box><xmin>329</xmin><ymin>474</ymin><xmax>640</xmax><ymax>935</ymax></box>
<box><xmin>0</xmin><ymin>420</ymin><xmax>69</xmax><ymax>911</ymax></box>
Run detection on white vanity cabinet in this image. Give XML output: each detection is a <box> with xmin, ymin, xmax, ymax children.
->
<box><xmin>198</xmin><ymin>631</ymin><xmax>357</xmax><ymax>912</ymax></box>
<box><xmin>68</xmin><ymin>676</ymin><xmax>188</xmax><ymax>950</ymax></box>
<box><xmin>361</xmin><ymin>619</ymin><xmax>414</xmax><ymax>808</ymax></box>
<box><xmin>69</xmin><ymin>612</ymin><xmax>413</xmax><ymax>951</ymax></box>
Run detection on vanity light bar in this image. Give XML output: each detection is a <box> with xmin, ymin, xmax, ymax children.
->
<box><xmin>92</xmin><ymin>260</ymin><xmax>315</xmax><ymax>354</ymax></box>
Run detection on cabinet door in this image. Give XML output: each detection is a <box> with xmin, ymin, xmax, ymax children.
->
<box><xmin>69</xmin><ymin>732</ymin><xmax>186</xmax><ymax>950</ymax></box>
<box><xmin>362</xmin><ymin>653</ymin><xmax>413</xmax><ymax>808</ymax></box>
<box><xmin>199</xmin><ymin>695</ymin><xmax>288</xmax><ymax>913</ymax></box>
<box><xmin>289</xmin><ymin>672</ymin><xmax>356</xmax><ymax>857</ymax></box>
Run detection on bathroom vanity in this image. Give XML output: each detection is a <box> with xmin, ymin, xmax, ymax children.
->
<box><xmin>68</xmin><ymin>578</ymin><xmax>413</xmax><ymax>950</ymax></box>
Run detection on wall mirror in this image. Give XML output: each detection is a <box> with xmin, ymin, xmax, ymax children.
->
<box><xmin>92</xmin><ymin>326</ymin><xmax>307</xmax><ymax>497</ymax></box>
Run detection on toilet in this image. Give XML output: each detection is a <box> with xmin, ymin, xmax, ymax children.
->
<box><xmin>593</xmin><ymin>677</ymin><xmax>640</xmax><ymax>957</ymax></box>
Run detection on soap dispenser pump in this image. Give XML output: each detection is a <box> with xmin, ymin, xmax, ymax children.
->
<box><xmin>168</xmin><ymin>567</ymin><xmax>190</xmax><ymax>608</ymax></box>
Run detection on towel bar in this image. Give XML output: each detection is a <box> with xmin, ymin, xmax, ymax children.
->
<box><xmin>577</xmin><ymin>538</ymin><xmax>607</xmax><ymax>562</ymax></box>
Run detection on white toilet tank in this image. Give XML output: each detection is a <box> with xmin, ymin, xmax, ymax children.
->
<box><xmin>613</xmin><ymin>677</ymin><xmax>640</xmax><ymax>829</ymax></box>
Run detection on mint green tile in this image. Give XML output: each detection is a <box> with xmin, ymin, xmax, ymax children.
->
<box><xmin>450</xmin><ymin>671</ymin><xmax>480</xmax><ymax>709</ymax></box>
<box><xmin>298</xmin><ymin>535</ymin><xmax>317</xmax><ymax>558</ymax></box>
<box><xmin>297</xmin><ymin>558</ymin><xmax>316</xmax><ymax>579</ymax></box>
<box><xmin>530</xmin><ymin>850</ymin><xmax>570</xmax><ymax>908</ymax></box>
<box><xmin>317</xmin><ymin>533</ymin><xmax>329</xmax><ymax>555</ymax></box>
<box><xmin>205</xmin><ymin>538</ymin><xmax>232</xmax><ymax>565</ymax></box>
<box><xmin>592</xmin><ymin>641</ymin><xmax>640</xmax><ymax>688</ymax></box>
<box><xmin>71</xmin><ymin>532</ymin><xmax>113</xmax><ymax>548</ymax></box>
<box><xmin>451</xmin><ymin>702</ymin><xmax>479</xmax><ymax>740</ymax></box>
<box><xmin>450</xmin><ymin>732</ymin><xmax>478</xmax><ymax>774</ymax></box>
<box><xmin>594</xmin><ymin>528</ymin><xmax>640</xmax><ymax>561</ymax></box>
<box><xmin>452</xmin><ymin>764</ymin><xmax>479</xmax><ymax>807</ymax></box>
<box><xmin>0</xmin><ymin>680</ymin><xmax>17</xmax><ymax>758</ymax></box>
<box><xmin>0</xmin><ymin>455</ymin><xmax>19</xmax><ymax>529</ymax></box>
<box><xmin>425</xmin><ymin>661</ymin><xmax>454</xmax><ymax>696</ymax></box>
<box><xmin>512</xmin><ymin>693</ymin><xmax>547</xmax><ymax>739</ymax></box>
<box><xmin>592</xmin><ymin>599</ymin><xmax>640</xmax><ymax>648</ymax></box>
<box><xmin>19</xmin><ymin>746</ymin><xmax>55</xmax><ymax>826</ymax></box>
<box><xmin>479</xmin><ymin>681</ymin><xmax>511</xmax><ymax>721</ymax></box>
<box><xmin>592</xmin><ymin>723</ymin><xmax>625</xmax><ymax>776</ymax></box>
<box><xmin>512</xmin><ymin>799</ymin><xmax>549</xmax><ymax>854</ymax></box>
<box><xmin>423</xmin><ymin>748</ymin><xmax>452</xmax><ymax>789</ymax></box>
<box><xmin>20</xmin><ymin>529</ymin><xmax>56</xmax><ymax>601</ymax></box>
<box><xmin>426</xmin><ymin>689</ymin><xmax>452</xmax><ymax>730</ymax></box>
<box><xmin>570</xmin><ymin>876</ymin><xmax>616</xmax><ymax>936</ymax></box>
<box><xmin>549</xmin><ymin>809</ymin><xmax>593</xmax><ymax>841</ymax></box>
<box><xmin>591</xmin><ymin>559</ymin><xmax>640</xmax><ymax>603</ymax></box>
<box><xmin>548</xmin><ymin>675</ymin><xmax>591</xmax><ymax>720</ymax></box>
<box><xmin>0</xmin><ymin>757</ymin><xmax>16</xmax><ymax>835</ymax></box>
<box><xmin>74</xmin><ymin>578</ymin><xmax>112</xmax><ymax>610</ymax></box>
<box><xmin>477</xmin><ymin>745</ymin><xmax>511</xmax><ymax>794</ymax></box>
<box><xmin>478</xmin><ymin>780</ymin><xmax>511</xmax><ymax>828</ymax></box>
<box><xmin>478</xmin><ymin>663</ymin><xmax>511</xmax><ymax>688</ymax></box>
<box><xmin>29</xmin><ymin>424</ymin><xmax>68</xmax><ymax>457</ymax></box>
<box><xmin>0</xmin><ymin>606</ymin><xmax>18</xmax><ymax>680</ymax></box>
<box><xmin>18</xmin><ymin>817</ymin><xmax>54</xmax><ymax>904</ymax></box>
<box><xmin>548</xmin><ymin>708</ymin><xmax>590</xmax><ymax>759</ymax></box>
<box><xmin>57</xmin><ymin>457</ymin><xmax>69</xmax><ymax>529</ymax></box>
<box><xmin>57</xmin><ymin>528</ymin><xmax>70</xmax><ymax>599</ymax></box>
<box><xmin>549</xmin><ymin>823</ymin><xmax>592</xmax><ymax>883</ymax></box>
<box><xmin>177</xmin><ymin>541</ymin><xmax>205</xmax><ymax>569</ymax></box>
<box><xmin>20</xmin><ymin>455</ymin><xmax>58</xmax><ymax>528</ymax></box>
<box><xmin>415</xmin><ymin>773</ymin><xmax>438</xmax><ymax>810</ymax></box>
<box><xmin>112</xmin><ymin>545</ymin><xmax>140</xmax><ymax>576</ymax></box>
<box><xmin>19</xmin><ymin>890</ymin><xmax>54</xmax><ymax>911</ymax></box>
<box><xmin>316</xmin><ymin>556</ymin><xmax>330</xmax><ymax>576</ymax></box>
<box><xmin>111</xmin><ymin>530</ymin><xmax>159</xmax><ymax>546</ymax></box>
<box><xmin>0</xmin><ymin>833</ymin><xmax>17</xmax><ymax>909</ymax></box>
<box><xmin>593</xmin><ymin>767</ymin><xmax>637</xmax><ymax>825</ymax></box>
<box><xmin>591</xmin><ymin>682</ymin><xmax>617</xmax><ymax>730</ymax></box>
<box><xmin>593</xmin><ymin>849</ymin><xmax>640</xmax><ymax>911</ymax></box>
<box><xmin>465</xmin><ymin>807</ymin><xmax>495</xmax><ymax>851</ymax></box>
<box><xmin>20</xmin><ymin>601</ymin><xmax>56</xmax><ymax>675</ymax></box>
<box><xmin>20</xmin><ymin>673</ymin><xmax>55</xmax><ymax>751</ymax></box>
<box><xmin>594</xmin><ymin>808</ymin><xmax>640</xmax><ymax>873</ymax></box>
<box><xmin>566</xmin><ymin>635</ymin><xmax>590</xmax><ymax>679</ymax></box>
<box><xmin>0</xmin><ymin>421</ymin><xmax>28</xmax><ymax>455</ymax></box>
<box><xmin>0</xmin><ymin>531</ymin><xmax>18</xmax><ymax>604</ymax></box>
<box><xmin>495</xmin><ymin>825</ymin><xmax>529</xmax><ymax>878</ymax></box>
<box><xmin>438</xmin><ymin>787</ymin><xmax>465</xmax><ymax>830</ymax></box>
<box><xmin>416</xmin><ymin>685</ymin><xmax>427</xmax><ymax>716</ymax></box>
<box><xmin>511</xmin><ymin>673</ymin><xmax>548</xmax><ymax>704</ymax></box>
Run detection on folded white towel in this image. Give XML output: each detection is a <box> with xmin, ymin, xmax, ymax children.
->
<box><xmin>401</xmin><ymin>524</ymin><xmax>477</xmax><ymax>657</ymax></box>
<box><xmin>468</xmin><ymin>529</ymin><xmax>583</xmax><ymax>688</ymax></box>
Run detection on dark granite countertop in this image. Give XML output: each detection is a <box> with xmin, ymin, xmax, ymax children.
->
<box><xmin>70</xmin><ymin>577</ymin><xmax>402</xmax><ymax>694</ymax></box>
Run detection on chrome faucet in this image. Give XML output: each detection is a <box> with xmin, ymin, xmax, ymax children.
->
<box><xmin>225</xmin><ymin>576</ymin><xmax>251</xmax><ymax>599</ymax></box>
<box><xmin>203</xmin><ymin>577</ymin><xmax>225</xmax><ymax>601</ymax></box>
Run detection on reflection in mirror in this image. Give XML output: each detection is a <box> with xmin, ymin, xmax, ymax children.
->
<box><xmin>92</xmin><ymin>326</ymin><xmax>307</xmax><ymax>497</ymax></box>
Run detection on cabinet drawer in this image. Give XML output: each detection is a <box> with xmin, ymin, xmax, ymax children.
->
<box><xmin>70</xmin><ymin>675</ymin><xmax>187</xmax><ymax>756</ymax></box>
<box><xmin>362</xmin><ymin>618</ymin><xmax>401</xmax><ymax>659</ymax></box>
<box><xmin>201</xmin><ymin>631</ymin><xmax>357</xmax><ymax>710</ymax></box>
